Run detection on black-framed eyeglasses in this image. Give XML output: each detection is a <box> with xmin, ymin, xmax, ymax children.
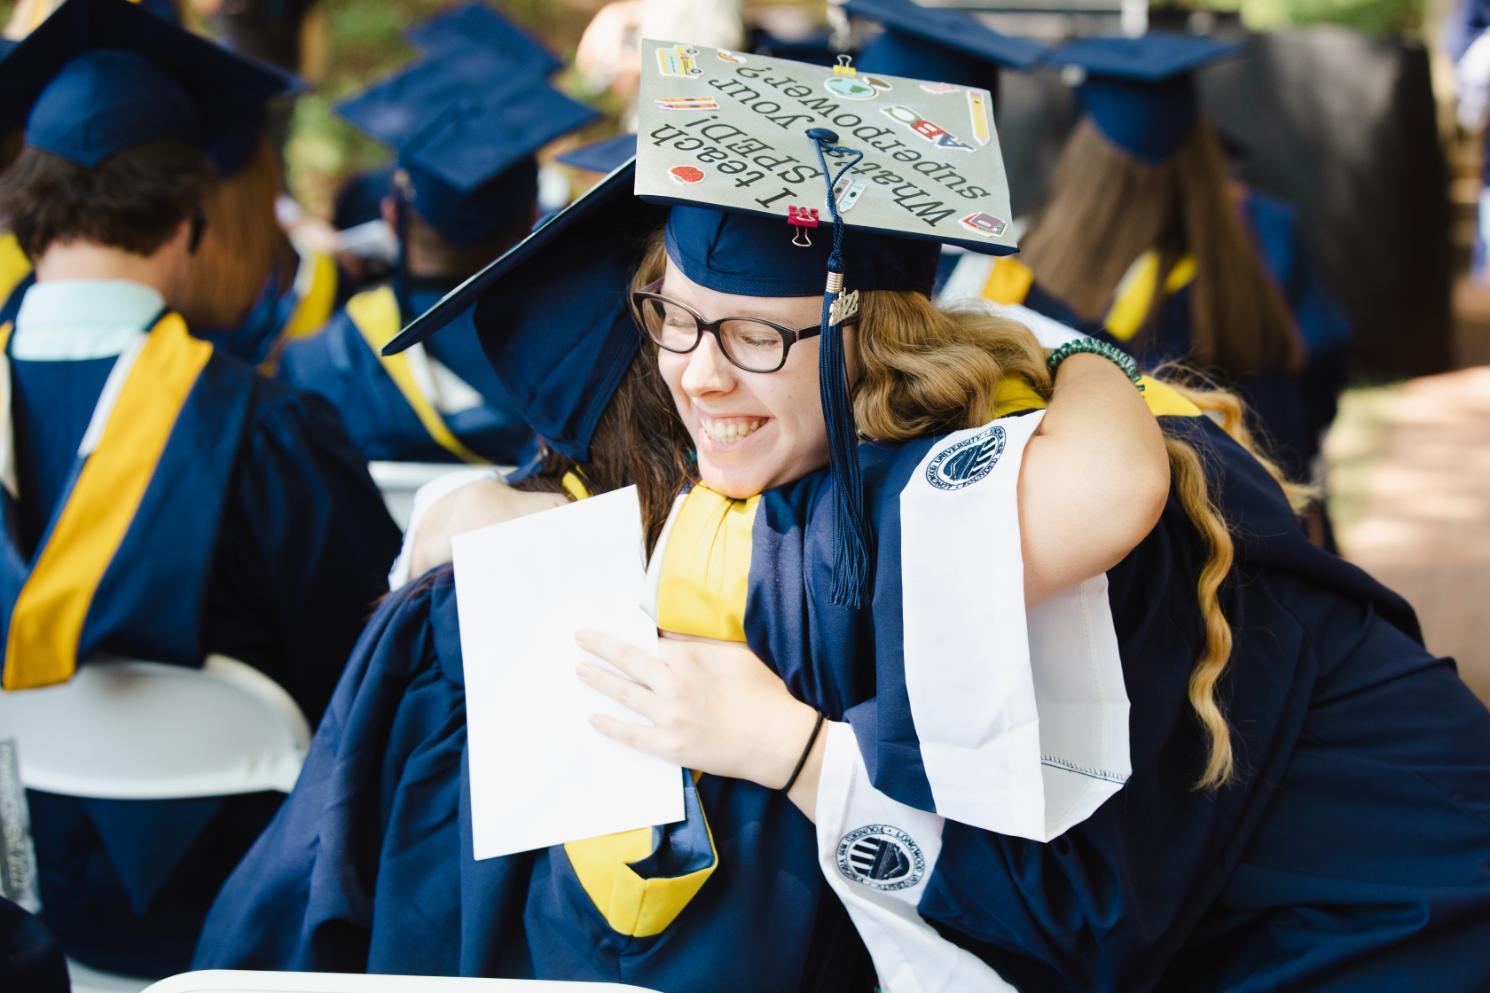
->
<box><xmin>630</xmin><ymin>279</ymin><xmax>825</xmax><ymax>373</ymax></box>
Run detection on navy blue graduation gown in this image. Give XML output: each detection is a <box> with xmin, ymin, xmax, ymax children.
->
<box><xmin>729</xmin><ymin>402</ymin><xmax>1490</xmax><ymax>991</ymax></box>
<box><xmin>192</xmin><ymin>570</ymin><xmax>871</xmax><ymax>993</ymax></box>
<box><xmin>278</xmin><ymin>281</ymin><xmax>532</xmax><ymax>464</ymax></box>
<box><xmin>0</xmin><ymin>897</ymin><xmax>70</xmax><ymax>993</ymax></box>
<box><xmin>3</xmin><ymin>314</ymin><xmax>401</xmax><ymax>977</ymax></box>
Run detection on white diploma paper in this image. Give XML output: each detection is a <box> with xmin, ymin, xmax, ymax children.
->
<box><xmin>453</xmin><ymin>486</ymin><xmax>683</xmax><ymax>859</ymax></box>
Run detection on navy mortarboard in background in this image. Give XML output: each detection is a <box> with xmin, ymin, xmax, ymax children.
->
<box><xmin>845</xmin><ymin>0</ymin><xmax>1046</xmax><ymax>97</ymax></box>
<box><xmin>747</xmin><ymin>26</ymin><xmax>839</xmax><ymax>66</ymax></box>
<box><xmin>555</xmin><ymin>132</ymin><xmax>638</xmax><ymax>175</ymax></box>
<box><xmin>0</xmin><ymin>0</ymin><xmax>295</xmax><ymax>166</ymax></box>
<box><xmin>336</xmin><ymin>48</ymin><xmax>598</xmax><ymax>248</ymax></box>
<box><xmin>405</xmin><ymin>0</ymin><xmax>562</xmax><ymax>78</ymax></box>
<box><xmin>1051</xmin><ymin>33</ymin><xmax>1242</xmax><ymax>164</ymax></box>
<box><xmin>387</xmin><ymin>162</ymin><xmax>657</xmax><ymax>463</ymax></box>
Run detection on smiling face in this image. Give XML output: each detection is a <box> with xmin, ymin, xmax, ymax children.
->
<box><xmin>655</xmin><ymin>256</ymin><xmax>840</xmax><ymax>499</ymax></box>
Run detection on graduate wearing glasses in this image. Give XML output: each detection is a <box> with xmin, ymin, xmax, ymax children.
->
<box><xmin>194</xmin><ymin>53</ymin><xmax>1170</xmax><ymax>987</ymax></box>
<box><xmin>385</xmin><ymin>42</ymin><xmax>1484</xmax><ymax>991</ymax></box>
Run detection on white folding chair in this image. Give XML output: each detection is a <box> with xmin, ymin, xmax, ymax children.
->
<box><xmin>0</xmin><ymin>654</ymin><xmax>310</xmax><ymax>799</ymax></box>
<box><xmin>0</xmin><ymin>654</ymin><xmax>312</xmax><ymax>993</ymax></box>
<box><xmin>144</xmin><ymin>971</ymin><xmax>663</xmax><ymax>992</ymax></box>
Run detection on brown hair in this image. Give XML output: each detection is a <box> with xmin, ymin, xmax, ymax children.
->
<box><xmin>0</xmin><ymin>143</ymin><xmax>210</xmax><ymax>260</ymax></box>
<box><xmin>514</xmin><ymin>340</ymin><xmax>695</xmax><ymax>556</ymax></box>
<box><xmin>1020</xmin><ymin>119</ymin><xmax>1304</xmax><ymax>379</ymax></box>
<box><xmin>175</xmin><ymin>137</ymin><xmax>294</xmax><ymax>331</ymax></box>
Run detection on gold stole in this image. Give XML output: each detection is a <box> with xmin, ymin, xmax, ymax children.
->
<box><xmin>2</xmin><ymin>314</ymin><xmax>213</xmax><ymax>690</ymax></box>
<box><xmin>980</xmin><ymin>253</ymin><xmax>1198</xmax><ymax>341</ymax></box>
<box><xmin>346</xmin><ymin>286</ymin><xmax>489</xmax><ymax>465</ymax></box>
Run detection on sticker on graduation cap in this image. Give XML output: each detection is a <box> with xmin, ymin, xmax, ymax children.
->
<box><xmin>635</xmin><ymin>38</ymin><xmax>1016</xmax><ymax>254</ymax></box>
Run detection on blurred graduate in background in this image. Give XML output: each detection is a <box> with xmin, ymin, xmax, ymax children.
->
<box><xmin>0</xmin><ymin>0</ymin><xmax>399</xmax><ymax>975</ymax></box>
<box><xmin>953</xmin><ymin>36</ymin><xmax>1353</xmax><ymax>522</ymax></box>
<box><xmin>278</xmin><ymin>4</ymin><xmax>597</xmax><ymax>467</ymax></box>
<box><xmin>175</xmin><ymin>68</ymin><xmax>342</xmax><ymax>370</ymax></box>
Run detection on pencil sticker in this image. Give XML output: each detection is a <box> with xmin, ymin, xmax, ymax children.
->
<box><xmin>654</xmin><ymin>96</ymin><xmax>720</xmax><ymax>111</ymax></box>
<box><xmin>966</xmin><ymin>89</ymin><xmax>991</xmax><ymax>146</ymax></box>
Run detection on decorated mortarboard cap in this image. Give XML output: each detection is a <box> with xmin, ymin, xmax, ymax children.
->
<box><xmin>405</xmin><ymin>1</ymin><xmax>562</xmax><ymax>78</ymax></box>
<box><xmin>637</xmin><ymin>38</ymin><xmax>1019</xmax><ymax>605</ymax></box>
<box><xmin>846</xmin><ymin>0</ymin><xmax>1046</xmax><ymax>94</ymax></box>
<box><xmin>386</xmin><ymin>161</ymin><xmax>660</xmax><ymax>462</ymax></box>
<box><xmin>636</xmin><ymin>38</ymin><xmax>1017</xmax><ymax>293</ymax></box>
<box><xmin>337</xmin><ymin>48</ymin><xmax>598</xmax><ymax>247</ymax></box>
<box><xmin>1052</xmin><ymin>33</ymin><xmax>1241</xmax><ymax>164</ymax></box>
<box><xmin>556</xmin><ymin>132</ymin><xmax>638</xmax><ymax>174</ymax></box>
<box><xmin>0</xmin><ymin>0</ymin><xmax>294</xmax><ymax>167</ymax></box>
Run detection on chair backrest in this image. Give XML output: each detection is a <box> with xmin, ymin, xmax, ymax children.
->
<box><xmin>144</xmin><ymin>970</ymin><xmax>663</xmax><ymax>992</ymax></box>
<box><xmin>0</xmin><ymin>655</ymin><xmax>310</xmax><ymax>799</ymax></box>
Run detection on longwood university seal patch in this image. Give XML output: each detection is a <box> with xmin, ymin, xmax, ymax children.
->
<box><xmin>925</xmin><ymin>424</ymin><xmax>1006</xmax><ymax>491</ymax></box>
<box><xmin>837</xmin><ymin>824</ymin><xmax>926</xmax><ymax>891</ymax></box>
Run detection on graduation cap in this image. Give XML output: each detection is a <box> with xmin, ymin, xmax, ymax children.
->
<box><xmin>1051</xmin><ymin>33</ymin><xmax>1242</xmax><ymax>164</ymax></box>
<box><xmin>405</xmin><ymin>1</ymin><xmax>562</xmax><ymax>78</ymax></box>
<box><xmin>386</xmin><ymin>162</ymin><xmax>660</xmax><ymax>463</ymax></box>
<box><xmin>337</xmin><ymin>46</ymin><xmax>598</xmax><ymax>248</ymax></box>
<box><xmin>556</xmin><ymin>132</ymin><xmax>638</xmax><ymax>174</ymax></box>
<box><xmin>845</xmin><ymin>0</ymin><xmax>1046</xmax><ymax>95</ymax></box>
<box><xmin>0</xmin><ymin>0</ymin><xmax>295</xmax><ymax>168</ymax></box>
<box><xmin>640</xmin><ymin>39</ymin><xmax>1017</xmax><ymax>604</ymax></box>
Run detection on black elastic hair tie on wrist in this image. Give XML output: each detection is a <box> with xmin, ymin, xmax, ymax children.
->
<box><xmin>782</xmin><ymin>711</ymin><xmax>826</xmax><ymax>793</ymax></box>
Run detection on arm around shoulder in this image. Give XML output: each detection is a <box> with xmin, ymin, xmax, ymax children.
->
<box><xmin>1018</xmin><ymin>353</ymin><xmax>1170</xmax><ymax>605</ymax></box>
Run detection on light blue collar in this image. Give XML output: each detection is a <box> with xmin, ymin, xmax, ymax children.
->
<box><xmin>12</xmin><ymin>280</ymin><xmax>166</xmax><ymax>361</ymax></box>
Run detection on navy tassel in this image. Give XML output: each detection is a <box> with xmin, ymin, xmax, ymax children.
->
<box><xmin>809</xmin><ymin>130</ymin><xmax>872</xmax><ymax>608</ymax></box>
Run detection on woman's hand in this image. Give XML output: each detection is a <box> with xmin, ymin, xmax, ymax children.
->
<box><xmin>575</xmin><ymin>630</ymin><xmax>818</xmax><ymax>791</ymax></box>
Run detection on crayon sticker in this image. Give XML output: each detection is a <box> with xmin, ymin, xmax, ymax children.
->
<box><xmin>919</xmin><ymin>82</ymin><xmax>961</xmax><ymax>95</ymax></box>
<box><xmin>966</xmin><ymin>89</ymin><xmax>991</xmax><ymax>146</ymax></box>
<box><xmin>670</xmin><ymin>165</ymin><xmax>706</xmax><ymax>185</ymax></box>
<box><xmin>880</xmin><ymin>105</ymin><xmax>975</xmax><ymax>153</ymax></box>
<box><xmin>656</xmin><ymin>45</ymin><xmax>703</xmax><ymax>78</ymax></box>
<box><xmin>825</xmin><ymin>74</ymin><xmax>891</xmax><ymax>101</ymax></box>
<box><xmin>716</xmin><ymin>49</ymin><xmax>748</xmax><ymax>64</ymax></box>
<box><xmin>655</xmin><ymin>96</ymin><xmax>720</xmax><ymax>111</ymax></box>
<box><xmin>959</xmin><ymin>211</ymin><xmax>1007</xmax><ymax>238</ymax></box>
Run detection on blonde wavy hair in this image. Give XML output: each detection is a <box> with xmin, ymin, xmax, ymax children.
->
<box><xmin>854</xmin><ymin>289</ymin><xmax>1311</xmax><ymax>791</ymax></box>
<box><xmin>633</xmin><ymin>235</ymin><xmax>1311</xmax><ymax>790</ymax></box>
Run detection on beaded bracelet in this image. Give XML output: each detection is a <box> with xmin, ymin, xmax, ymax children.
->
<box><xmin>1047</xmin><ymin>339</ymin><xmax>1145</xmax><ymax>392</ymax></box>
